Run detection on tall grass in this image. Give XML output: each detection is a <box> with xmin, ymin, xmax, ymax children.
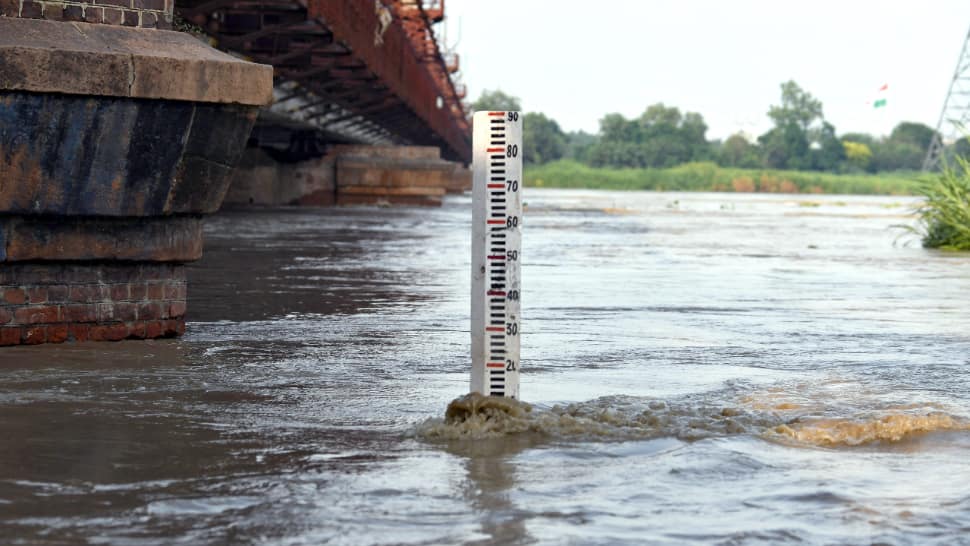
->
<box><xmin>524</xmin><ymin>160</ymin><xmax>921</xmax><ymax>195</ymax></box>
<box><xmin>911</xmin><ymin>156</ymin><xmax>970</xmax><ymax>250</ymax></box>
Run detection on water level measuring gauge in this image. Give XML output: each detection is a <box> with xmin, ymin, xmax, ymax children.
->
<box><xmin>470</xmin><ymin>111</ymin><xmax>522</xmax><ymax>399</ymax></box>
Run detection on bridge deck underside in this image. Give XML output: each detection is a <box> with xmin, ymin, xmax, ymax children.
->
<box><xmin>176</xmin><ymin>0</ymin><xmax>470</xmax><ymax>162</ymax></box>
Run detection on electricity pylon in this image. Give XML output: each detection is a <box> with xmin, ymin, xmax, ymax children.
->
<box><xmin>923</xmin><ymin>25</ymin><xmax>970</xmax><ymax>171</ymax></box>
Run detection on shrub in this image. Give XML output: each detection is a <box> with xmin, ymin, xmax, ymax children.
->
<box><xmin>911</xmin><ymin>156</ymin><xmax>970</xmax><ymax>250</ymax></box>
<box><xmin>524</xmin><ymin>160</ymin><xmax>919</xmax><ymax>195</ymax></box>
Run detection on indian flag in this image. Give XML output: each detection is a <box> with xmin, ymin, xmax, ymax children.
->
<box><xmin>872</xmin><ymin>83</ymin><xmax>888</xmax><ymax>109</ymax></box>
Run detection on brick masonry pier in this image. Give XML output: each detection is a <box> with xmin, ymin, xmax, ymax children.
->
<box><xmin>0</xmin><ymin>9</ymin><xmax>272</xmax><ymax>345</ymax></box>
<box><xmin>1</xmin><ymin>264</ymin><xmax>186</xmax><ymax>344</ymax></box>
<box><xmin>0</xmin><ymin>0</ymin><xmax>171</xmax><ymax>29</ymax></box>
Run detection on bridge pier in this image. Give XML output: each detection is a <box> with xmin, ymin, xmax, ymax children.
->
<box><xmin>224</xmin><ymin>145</ymin><xmax>471</xmax><ymax>208</ymax></box>
<box><xmin>224</xmin><ymin>150</ymin><xmax>338</xmax><ymax>208</ymax></box>
<box><xmin>0</xmin><ymin>11</ymin><xmax>271</xmax><ymax>345</ymax></box>
<box><xmin>334</xmin><ymin>145</ymin><xmax>471</xmax><ymax>207</ymax></box>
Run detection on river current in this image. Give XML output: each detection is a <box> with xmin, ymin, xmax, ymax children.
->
<box><xmin>2</xmin><ymin>190</ymin><xmax>970</xmax><ymax>545</ymax></box>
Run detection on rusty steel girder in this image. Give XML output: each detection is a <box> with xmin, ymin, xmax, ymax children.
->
<box><xmin>307</xmin><ymin>0</ymin><xmax>470</xmax><ymax>162</ymax></box>
<box><xmin>175</xmin><ymin>0</ymin><xmax>470</xmax><ymax>162</ymax></box>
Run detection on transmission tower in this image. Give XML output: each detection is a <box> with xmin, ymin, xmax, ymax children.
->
<box><xmin>923</xmin><ymin>25</ymin><xmax>970</xmax><ymax>171</ymax></box>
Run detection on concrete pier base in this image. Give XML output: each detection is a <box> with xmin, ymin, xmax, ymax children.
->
<box><xmin>224</xmin><ymin>150</ymin><xmax>336</xmax><ymax>207</ymax></box>
<box><xmin>224</xmin><ymin>145</ymin><xmax>471</xmax><ymax>208</ymax></box>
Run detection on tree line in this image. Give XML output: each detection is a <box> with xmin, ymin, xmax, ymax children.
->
<box><xmin>471</xmin><ymin>82</ymin><xmax>970</xmax><ymax>173</ymax></box>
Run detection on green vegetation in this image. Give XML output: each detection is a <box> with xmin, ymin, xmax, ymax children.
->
<box><xmin>472</xmin><ymin>91</ymin><xmax>568</xmax><ymax>166</ymax></box>
<box><xmin>471</xmin><ymin>90</ymin><xmax>522</xmax><ymax>113</ymax></box>
<box><xmin>585</xmin><ymin>104</ymin><xmax>710</xmax><ymax>168</ymax></box>
<box><xmin>524</xmin><ymin>160</ymin><xmax>921</xmax><ymax>195</ymax></box>
<box><xmin>472</xmin><ymin>81</ymin><xmax>969</xmax><ymax>179</ymax></box>
<box><xmin>909</xmin><ymin>155</ymin><xmax>970</xmax><ymax>250</ymax></box>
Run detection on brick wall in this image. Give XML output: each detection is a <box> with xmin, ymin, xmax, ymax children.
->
<box><xmin>0</xmin><ymin>263</ymin><xmax>186</xmax><ymax>345</ymax></box>
<box><xmin>0</xmin><ymin>0</ymin><xmax>171</xmax><ymax>29</ymax></box>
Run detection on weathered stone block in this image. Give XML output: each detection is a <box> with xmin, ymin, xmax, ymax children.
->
<box><xmin>102</xmin><ymin>7</ymin><xmax>123</xmax><ymax>24</ymax></box>
<box><xmin>132</xmin><ymin>0</ymin><xmax>163</xmax><ymax>10</ymax></box>
<box><xmin>140</xmin><ymin>11</ymin><xmax>156</xmax><ymax>28</ymax></box>
<box><xmin>0</xmin><ymin>216</ymin><xmax>204</xmax><ymax>262</ymax></box>
<box><xmin>43</xmin><ymin>3</ymin><xmax>67</xmax><ymax>20</ymax></box>
<box><xmin>0</xmin><ymin>92</ymin><xmax>256</xmax><ymax>216</ymax></box>
<box><xmin>330</xmin><ymin>145</ymin><xmax>441</xmax><ymax>161</ymax></box>
<box><xmin>0</xmin><ymin>18</ymin><xmax>273</xmax><ymax>105</ymax></box>
<box><xmin>223</xmin><ymin>148</ymin><xmax>337</xmax><ymax>208</ymax></box>
<box><xmin>84</xmin><ymin>7</ymin><xmax>104</xmax><ymax>23</ymax></box>
<box><xmin>20</xmin><ymin>0</ymin><xmax>41</xmax><ymax>18</ymax></box>
<box><xmin>169</xmin><ymin>156</ymin><xmax>237</xmax><ymax>214</ymax></box>
<box><xmin>95</xmin><ymin>0</ymin><xmax>131</xmax><ymax>8</ymax></box>
<box><xmin>63</xmin><ymin>5</ymin><xmax>83</xmax><ymax>21</ymax></box>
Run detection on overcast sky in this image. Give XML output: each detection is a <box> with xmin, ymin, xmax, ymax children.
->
<box><xmin>442</xmin><ymin>1</ymin><xmax>970</xmax><ymax>140</ymax></box>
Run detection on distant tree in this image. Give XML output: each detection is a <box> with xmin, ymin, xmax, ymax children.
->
<box><xmin>599</xmin><ymin>113</ymin><xmax>636</xmax><ymax>142</ymax></box>
<box><xmin>760</xmin><ymin>81</ymin><xmax>825</xmax><ymax>169</ymax></box>
<box><xmin>639</xmin><ymin>104</ymin><xmax>687</xmax><ymax>167</ymax></box>
<box><xmin>944</xmin><ymin>137</ymin><xmax>970</xmax><ymax>164</ymax></box>
<box><xmin>889</xmin><ymin>122</ymin><xmax>937</xmax><ymax>151</ymax></box>
<box><xmin>768</xmin><ymin>80</ymin><xmax>823</xmax><ymax>131</ymax></box>
<box><xmin>843</xmin><ymin>140</ymin><xmax>873</xmax><ymax>171</ymax></box>
<box><xmin>809</xmin><ymin>122</ymin><xmax>845</xmax><ymax>171</ymax></box>
<box><xmin>869</xmin><ymin>122</ymin><xmax>940</xmax><ymax>171</ymax></box>
<box><xmin>839</xmin><ymin>133</ymin><xmax>879</xmax><ymax>172</ymax></box>
<box><xmin>522</xmin><ymin>112</ymin><xmax>566</xmax><ymax>165</ymax></box>
<box><xmin>759</xmin><ymin>123</ymin><xmax>809</xmax><ymax>169</ymax></box>
<box><xmin>841</xmin><ymin>132</ymin><xmax>877</xmax><ymax>147</ymax></box>
<box><xmin>639</xmin><ymin>103</ymin><xmax>683</xmax><ymax>133</ymax></box>
<box><xmin>680</xmin><ymin>112</ymin><xmax>709</xmax><ymax>157</ymax></box>
<box><xmin>471</xmin><ymin>89</ymin><xmax>522</xmax><ymax>113</ymax></box>
<box><xmin>717</xmin><ymin>133</ymin><xmax>760</xmax><ymax>168</ymax></box>
<box><xmin>588</xmin><ymin>105</ymin><xmax>710</xmax><ymax>168</ymax></box>
<box><xmin>589</xmin><ymin>113</ymin><xmax>638</xmax><ymax>167</ymax></box>
<box><xmin>839</xmin><ymin>124</ymin><xmax>938</xmax><ymax>172</ymax></box>
<box><xmin>565</xmin><ymin>130</ymin><xmax>598</xmax><ymax>162</ymax></box>
<box><xmin>872</xmin><ymin>140</ymin><xmax>923</xmax><ymax>172</ymax></box>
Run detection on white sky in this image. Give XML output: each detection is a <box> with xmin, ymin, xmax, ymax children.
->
<box><xmin>442</xmin><ymin>0</ymin><xmax>970</xmax><ymax>140</ymax></box>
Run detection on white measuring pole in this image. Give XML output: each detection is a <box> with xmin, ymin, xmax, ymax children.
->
<box><xmin>471</xmin><ymin>111</ymin><xmax>522</xmax><ymax>399</ymax></box>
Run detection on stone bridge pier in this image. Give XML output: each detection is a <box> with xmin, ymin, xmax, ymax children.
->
<box><xmin>0</xmin><ymin>4</ymin><xmax>272</xmax><ymax>344</ymax></box>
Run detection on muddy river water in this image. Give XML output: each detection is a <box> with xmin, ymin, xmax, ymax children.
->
<box><xmin>2</xmin><ymin>189</ymin><xmax>970</xmax><ymax>545</ymax></box>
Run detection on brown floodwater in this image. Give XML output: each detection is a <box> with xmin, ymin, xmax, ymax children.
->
<box><xmin>2</xmin><ymin>190</ymin><xmax>970</xmax><ymax>545</ymax></box>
